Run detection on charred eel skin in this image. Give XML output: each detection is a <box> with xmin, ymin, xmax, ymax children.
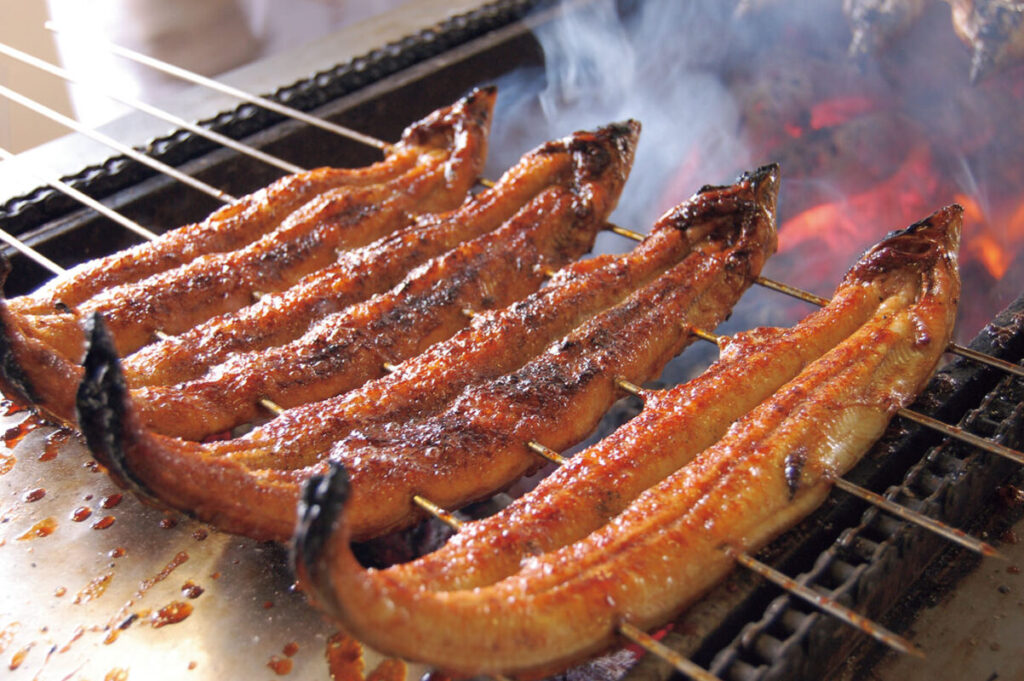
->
<box><xmin>123</xmin><ymin>125</ymin><xmax>579</xmax><ymax>388</ymax></box>
<box><xmin>0</xmin><ymin>89</ymin><xmax>494</xmax><ymax>425</ymax></box>
<box><xmin>77</xmin><ymin>164</ymin><xmax>778</xmax><ymax>542</ymax></box>
<box><xmin>127</xmin><ymin>121</ymin><xmax>640</xmax><ymax>439</ymax></box>
<box><xmin>15</xmin><ymin>88</ymin><xmax>493</xmax><ymax>314</ymax></box>
<box><xmin>292</xmin><ymin>205</ymin><xmax>960</xmax><ymax>678</ymax></box>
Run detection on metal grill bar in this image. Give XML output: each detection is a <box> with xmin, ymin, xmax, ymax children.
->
<box><xmin>729</xmin><ymin>551</ymin><xmax>923</xmax><ymax>658</ymax></box>
<box><xmin>0</xmin><ymin>43</ymin><xmax>305</xmax><ymax>176</ymax></box>
<box><xmin>45</xmin><ymin>22</ymin><xmax>391</xmax><ymax>153</ymax></box>
<box><xmin>0</xmin><ymin>83</ymin><xmax>236</xmax><ymax>204</ymax></box>
<box><xmin>0</xmin><ymin>146</ymin><xmax>159</xmax><ymax>242</ymax></box>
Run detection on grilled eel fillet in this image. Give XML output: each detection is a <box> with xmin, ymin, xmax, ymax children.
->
<box><xmin>291</xmin><ymin>205</ymin><xmax>960</xmax><ymax>679</ymax></box>
<box><xmin>123</xmin><ymin>123</ymin><xmax>589</xmax><ymax>388</ymax></box>
<box><xmin>843</xmin><ymin>0</ymin><xmax>927</xmax><ymax>57</ymax></box>
<box><xmin>77</xmin><ymin>164</ymin><xmax>779</xmax><ymax>542</ymax></box>
<box><xmin>950</xmin><ymin>0</ymin><xmax>1024</xmax><ymax>82</ymax></box>
<box><xmin>0</xmin><ymin>88</ymin><xmax>493</xmax><ymax>424</ymax></box>
<box><xmin>129</xmin><ymin>121</ymin><xmax>640</xmax><ymax>439</ymax></box>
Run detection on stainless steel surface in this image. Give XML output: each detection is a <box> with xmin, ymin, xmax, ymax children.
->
<box><xmin>0</xmin><ymin>412</ymin><xmax>429</xmax><ymax>680</ymax></box>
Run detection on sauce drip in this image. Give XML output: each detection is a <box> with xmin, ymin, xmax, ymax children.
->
<box><xmin>40</xmin><ymin>429</ymin><xmax>71</xmax><ymax>461</ymax></box>
<box><xmin>151</xmin><ymin>601</ymin><xmax>192</xmax><ymax>628</ymax></box>
<box><xmin>92</xmin><ymin>516</ymin><xmax>116</xmax><ymax>530</ymax></box>
<box><xmin>181</xmin><ymin>581</ymin><xmax>204</xmax><ymax>599</ymax></box>
<box><xmin>100</xmin><ymin>494</ymin><xmax>123</xmax><ymax>509</ymax></box>
<box><xmin>267</xmin><ymin>655</ymin><xmax>293</xmax><ymax>675</ymax></box>
<box><xmin>22</xmin><ymin>488</ymin><xmax>45</xmax><ymax>502</ymax></box>
<box><xmin>18</xmin><ymin>517</ymin><xmax>56</xmax><ymax>540</ymax></box>
<box><xmin>3</xmin><ymin>418</ymin><xmax>39</xmax><ymax>448</ymax></box>
<box><xmin>71</xmin><ymin>507</ymin><xmax>92</xmax><ymax>522</ymax></box>
<box><xmin>9</xmin><ymin>643</ymin><xmax>32</xmax><ymax>671</ymax></box>
<box><xmin>74</xmin><ymin>572</ymin><xmax>114</xmax><ymax>604</ymax></box>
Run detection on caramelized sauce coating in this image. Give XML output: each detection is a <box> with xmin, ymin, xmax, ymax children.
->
<box><xmin>0</xmin><ymin>89</ymin><xmax>495</xmax><ymax>426</ymax></box>
<box><xmin>128</xmin><ymin>122</ymin><xmax>638</xmax><ymax>439</ymax></box>
<box><xmin>293</xmin><ymin>206</ymin><xmax>960</xmax><ymax>678</ymax></box>
<box><xmin>80</xmin><ymin>164</ymin><xmax>776</xmax><ymax>542</ymax></box>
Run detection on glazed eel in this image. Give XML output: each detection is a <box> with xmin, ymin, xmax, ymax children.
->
<box><xmin>122</xmin><ymin>119</ymin><xmax>588</xmax><ymax>388</ymax></box>
<box><xmin>0</xmin><ymin>88</ymin><xmax>493</xmax><ymax>424</ymax></box>
<box><xmin>292</xmin><ymin>205</ymin><xmax>961</xmax><ymax>678</ymax></box>
<box><xmin>77</xmin><ymin>164</ymin><xmax>779</xmax><ymax>542</ymax></box>
<box><xmin>129</xmin><ymin>121</ymin><xmax>640</xmax><ymax>439</ymax></box>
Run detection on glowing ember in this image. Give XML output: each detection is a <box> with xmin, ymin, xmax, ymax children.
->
<box><xmin>809</xmin><ymin>95</ymin><xmax>877</xmax><ymax>130</ymax></box>
<box><xmin>777</xmin><ymin>145</ymin><xmax>939</xmax><ymax>290</ymax></box>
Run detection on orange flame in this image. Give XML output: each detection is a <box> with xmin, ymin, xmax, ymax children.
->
<box><xmin>809</xmin><ymin>96</ymin><xmax>876</xmax><ymax>130</ymax></box>
<box><xmin>956</xmin><ymin>193</ymin><xmax>1024</xmax><ymax>282</ymax></box>
<box><xmin>779</xmin><ymin>145</ymin><xmax>938</xmax><ymax>273</ymax></box>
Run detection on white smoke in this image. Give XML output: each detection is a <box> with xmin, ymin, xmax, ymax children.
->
<box><xmin>486</xmin><ymin>0</ymin><xmax>751</xmax><ymax>234</ymax></box>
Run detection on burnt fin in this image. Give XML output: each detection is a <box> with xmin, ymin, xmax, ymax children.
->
<box><xmin>0</xmin><ymin>255</ymin><xmax>41</xmax><ymax>404</ymax></box>
<box><xmin>76</xmin><ymin>312</ymin><xmax>160</xmax><ymax>504</ymax></box>
<box><xmin>291</xmin><ymin>460</ymin><xmax>350</xmax><ymax>617</ymax></box>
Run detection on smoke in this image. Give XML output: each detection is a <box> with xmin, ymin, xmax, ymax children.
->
<box><xmin>484</xmin><ymin>0</ymin><xmax>1024</xmax><ymax>340</ymax></box>
<box><xmin>486</xmin><ymin>0</ymin><xmax>751</xmax><ymax>233</ymax></box>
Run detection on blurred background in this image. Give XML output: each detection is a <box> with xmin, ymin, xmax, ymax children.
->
<box><xmin>0</xmin><ymin>0</ymin><xmax>411</xmax><ymax>153</ymax></box>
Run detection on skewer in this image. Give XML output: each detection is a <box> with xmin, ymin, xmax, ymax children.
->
<box><xmin>0</xmin><ymin>227</ymin><xmax>65</xmax><ymax>276</ymax></box>
<box><xmin>727</xmin><ymin>550</ymin><xmax>924</xmax><ymax>658</ymax></box>
<box><xmin>0</xmin><ymin>84</ymin><xmax>236</xmax><ymax>204</ymax></box>
<box><xmin>0</xmin><ymin>43</ymin><xmax>306</xmax><ymax>176</ymax></box>
<box><xmin>896</xmin><ymin>407</ymin><xmax>1024</xmax><ymax>466</ymax></box>
<box><xmin>258</xmin><ymin>398</ymin><xmax>285</xmax><ymax>416</ymax></box>
<box><xmin>526</xmin><ymin>440</ymin><xmax>569</xmax><ymax>466</ymax></box>
<box><xmin>614</xmin><ymin>377</ymin><xmax>643</xmax><ymax>397</ymax></box>
<box><xmin>617</xmin><ymin>622</ymin><xmax>725</xmax><ymax>681</ymax></box>
<box><xmin>0</xmin><ymin>146</ymin><xmax>159</xmax><ymax>242</ymax></box>
<box><xmin>408</xmin><ymin>492</ymin><xmax>724</xmax><ymax>680</ymax></box>
<box><xmin>45</xmin><ymin>22</ymin><xmax>390</xmax><ymax>153</ymax></box>
<box><xmin>0</xmin><ymin>102</ymin><xmax>233</xmax><ymax>207</ymax></box>
<box><xmin>20</xmin><ymin>34</ymin><xmax>1024</xmax><ymax>383</ymax></box>
<box><xmin>832</xmin><ymin>478</ymin><xmax>1003</xmax><ymax>558</ymax></box>
<box><xmin>411</xmin><ymin>495</ymin><xmax>463</xmax><ymax>531</ymax></box>
<box><xmin>608</xmin><ymin>224</ymin><xmax>1024</xmax><ymax>379</ymax></box>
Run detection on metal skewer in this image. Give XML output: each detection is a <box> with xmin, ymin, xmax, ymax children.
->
<box><xmin>0</xmin><ymin>146</ymin><xmax>159</xmax><ymax>242</ymax></box>
<box><xmin>45</xmin><ymin>22</ymin><xmax>390</xmax><ymax>153</ymax></box>
<box><xmin>617</xmin><ymin>622</ymin><xmax>725</xmax><ymax>681</ymax></box>
<box><xmin>728</xmin><ymin>550</ymin><xmax>923</xmax><ymax>658</ymax></box>
<box><xmin>26</xmin><ymin>30</ymin><xmax>1024</xmax><ymax>384</ymax></box>
<box><xmin>407</xmin><ymin>492</ymin><xmax>724</xmax><ymax>681</ymax></box>
<box><xmin>0</xmin><ymin>43</ymin><xmax>305</xmax><ymax>176</ymax></box>
<box><xmin>832</xmin><ymin>478</ymin><xmax>1003</xmax><ymax>558</ymax></box>
<box><xmin>0</xmin><ymin>83</ymin><xmax>236</xmax><ymax>204</ymax></box>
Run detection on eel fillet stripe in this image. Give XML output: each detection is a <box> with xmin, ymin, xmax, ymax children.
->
<box><xmin>76</xmin><ymin>164</ymin><xmax>778</xmax><ymax>543</ymax></box>
<box><xmin>0</xmin><ymin>88</ymin><xmax>494</xmax><ymax>425</ymax></box>
<box><xmin>292</xmin><ymin>205</ymin><xmax>960</xmax><ymax>678</ymax></box>
<box><xmin>129</xmin><ymin>122</ymin><xmax>640</xmax><ymax>439</ymax></box>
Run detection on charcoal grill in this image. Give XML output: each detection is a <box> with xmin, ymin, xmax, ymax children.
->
<box><xmin>1</xmin><ymin>1</ymin><xmax>1023</xmax><ymax>680</ymax></box>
